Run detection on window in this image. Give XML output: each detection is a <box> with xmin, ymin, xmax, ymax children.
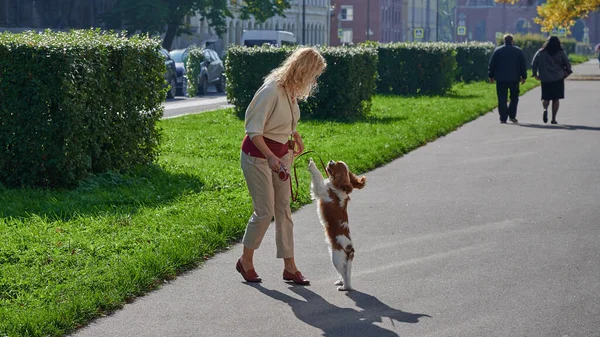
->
<box><xmin>209</xmin><ymin>50</ymin><xmax>220</xmax><ymax>61</ymax></box>
<box><xmin>340</xmin><ymin>6</ymin><xmax>353</xmax><ymax>21</ymax></box>
<box><xmin>203</xmin><ymin>50</ymin><xmax>215</xmax><ymax>62</ymax></box>
<box><xmin>466</xmin><ymin>0</ymin><xmax>495</xmax><ymax>6</ymax></box>
<box><xmin>244</xmin><ymin>40</ymin><xmax>277</xmax><ymax>47</ymax></box>
<box><xmin>341</xmin><ymin>29</ymin><xmax>353</xmax><ymax>44</ymax></box>
<box><xmin>159</xmin><ymin>49</ymin><xmax>170</xmax><ymax>60</ymax></box>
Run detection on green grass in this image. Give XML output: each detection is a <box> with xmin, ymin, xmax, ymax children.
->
<box><xmin>569</xmin><ymin>54</ymin><xmax>591</xmax><ymax>64</ymax></box>
<box><xmin>0</xmin><ymin>78</ymin><xmax>539</xmax><ymax>337</ymax></box>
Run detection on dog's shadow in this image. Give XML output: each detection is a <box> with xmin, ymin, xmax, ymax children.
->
<box><xmin>248</xmin><ymin>284</ymin><xmax>431</xmax><ymax>336</ymax></box>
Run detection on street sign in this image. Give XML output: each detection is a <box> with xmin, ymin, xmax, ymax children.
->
<box><xmin>338</xmin><ymin>28</ymin><xmax>343</xmax><ymax>39</ymax></box>
<box><xmin>583</xmin><ymin>27</ymin><xmax>590</xmax><ymax>44</ymax></box>
<box><xmin>457</xmin><ymin>26</ymin><xmax>466</xmax><ymax>36</ymax></box>
<box><xmin>414</xmin><ymin>28</ymin><xmax>424</xmax><ymax>39</ymax></box>
<box><xmin>558</xmin><ymin>28</ymin><xmax>567</xmax><ymax>37</ymax></box>
<box><xmin>495</xmin><ymin>32</ymin><xmax>503</xmax><ymax>39</ymax></box>
<box><xmin>551</xmin><ymin>27</ymin><xmax>567</xmax><ymax>37</ymax></box>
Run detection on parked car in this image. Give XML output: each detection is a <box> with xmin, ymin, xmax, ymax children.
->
<box><xmin>166</xmin><ymin>46</ymin><xmax>225</xmax><ymax>96</ymax></box>
<box><xmin>198</xmin><ymin>48</ymin><xmax>226</xmax><ymax>95</ymax></box>
<box><xmin>159</xmin><ymin>48</ymin><xmax>177</xmax><ymax>99</ymax></box>
<box><xmin>169</xmin><ymin>48</ymin><xmax>189</xmax><ymax>97</ymax></box>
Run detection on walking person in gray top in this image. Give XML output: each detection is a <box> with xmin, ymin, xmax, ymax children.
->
<box><xmin>488</xmin><ymin>34</ymin><xmax>528</xmax><ymax>124</ymax></box>
<box><xmin>532</xmin><ymin>36</ymin><xmax>572</xmax><ymax>124</ymax></box>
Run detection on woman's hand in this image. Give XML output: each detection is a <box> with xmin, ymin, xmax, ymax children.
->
<box><xmin>293</xmin><ymin>132</ymin><xmax>305</xmax><ymax>156</ymax></box>
<box><xmin>267</xmin><ymin>155</ymin><xmax>282</xmax><ymax>172</ymax></box>
<box><xmin>249</xmin><ymin>135</ymin><xmax>282</xmax><ymax>171</ymax></box>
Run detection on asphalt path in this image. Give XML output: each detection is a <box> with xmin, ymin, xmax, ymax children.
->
<box><xmin>162</xmin><ymin>91</ymin><xmax>230</xmax><ymax>119</ymax></box>
<box><xmin>73</xmin><ymin>60</ymin><xmax>600</xmax><ymax>337</ymax></box>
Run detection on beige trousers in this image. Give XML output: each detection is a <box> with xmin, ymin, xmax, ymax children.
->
<box><xmin>241</xmin><ymin>151</ymin><xmax>294</xmax><ymax>258</ymax></box>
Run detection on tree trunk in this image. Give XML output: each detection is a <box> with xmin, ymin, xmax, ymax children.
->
<box><xmin>162</xmin><ymin>20</ymin><xmax>180</xmax><ymax>51</ymax></box>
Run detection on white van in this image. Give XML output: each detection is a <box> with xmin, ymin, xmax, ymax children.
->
<box><xmin>241</xmin><ymin>30</ymin><xmax>296</xmax><ymax>47</ymax></box>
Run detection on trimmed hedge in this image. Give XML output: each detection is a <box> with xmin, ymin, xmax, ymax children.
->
<box><xmin>455</xmin><ymin>42</ymin><xmax>495</xmax><ymax>82</ymax></box>
<box><xmin>0</xmin><ymin>29</ymin><xmax>165</xmax><ymax>188</ymax></box>
<box><xmin>226</xmin><ymin>46</ymin><xmax>288</xmax><ymax>118</ymax></box>
<box><xmin>376</xmin><ymin>43</ymin><xmax>457</xmax><ymax>96</ymax></box>
<box><xmin>305</xmin><ymin>46</ymin><xmax>377</xmax><ymax>120</ymax></box>
<box><xmin>496</xmin><ymin>34</ymin><xmax>578</xmax><ymax>68</ymax></box>
<box><xmin>226</xmin><ymin>45</ymin><xmax>378</xmax><ymax>121</ymax></box>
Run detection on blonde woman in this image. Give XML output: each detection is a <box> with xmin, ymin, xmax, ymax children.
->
<box><xmin>237</xmin><ymin>47</ymin><xmax>327</xmax><ymax>284</ymax></box>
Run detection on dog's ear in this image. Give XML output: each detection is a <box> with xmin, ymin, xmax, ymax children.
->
<box><xmin>349</xmin><ymin>172</ymin><xmax>366</xmax><ymax>189</ymax></box>
<box><xmin>333</xmin><ymin>172</ymin><xmax>353</xmax><ymax>194</ymax></box>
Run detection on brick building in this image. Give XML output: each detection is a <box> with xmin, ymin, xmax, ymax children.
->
<box><xmin>455</xmin><ymin>0</ymin><xmax>600</xmax><ymax>45</ymax></box>
<box><xmin>329</xmin><ymin>0</ymin><xmax>411</xmax><ymax>45</ymax></box>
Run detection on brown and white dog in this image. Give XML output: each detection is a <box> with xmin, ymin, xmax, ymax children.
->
<box><xmin>308</xmin><ymin>158</ymin><xmax>366</xmax><ymax>291</ymax></box>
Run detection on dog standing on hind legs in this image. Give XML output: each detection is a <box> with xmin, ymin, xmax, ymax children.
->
<box><xmin>308</xmin><ymin>158</ymin><xmax>366</xmax><ymax>291</ymax></box>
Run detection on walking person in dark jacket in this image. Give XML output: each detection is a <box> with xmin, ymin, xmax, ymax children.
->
<box><xmin>488</xmin><ymin>34</ymin><xmax>528</xmax><ymax>124</ymax></box>
<box><xmin>532</xmin><ymin>36</ymin><xmax>573</xmax><ymax>124</ymax></box>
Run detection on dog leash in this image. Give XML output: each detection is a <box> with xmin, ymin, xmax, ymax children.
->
<box><xmin>290</xmin><ymin>150</ymin><xmax>328</xmax><ymax>202</ymax></box>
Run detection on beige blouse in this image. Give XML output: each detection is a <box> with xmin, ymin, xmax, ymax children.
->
<box><xmin>244</xmin><ymin>79</ymin><xmax>300</xmax><ymax>144</ymax></box>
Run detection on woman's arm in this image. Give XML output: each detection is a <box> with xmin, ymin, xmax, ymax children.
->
<box><xmin>562</xmin><ymin>51</ymin><xmax>572</xmax><ymax>75</ymax></box>
<box><xmin>250</xmin><ymin>135</ymin><xmax>282</xmax><ymax>171</ymax></box>
<box><xmin>292</xmin><ymin>131</ymin><xmax>304</xmax><ymax>156</ymax></box>
<box><xmin>531</xmin><ymin>50</ymin><xmax>540</xmax><ymax>80</ymax></box>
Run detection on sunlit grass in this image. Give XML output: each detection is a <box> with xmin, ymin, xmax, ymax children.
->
<box><xmin>569</xmin><ymin>54</ymin><xmax>591</xmax><ymax>64</ymax></box>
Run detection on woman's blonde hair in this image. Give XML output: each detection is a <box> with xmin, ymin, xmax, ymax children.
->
<box><xmin>265</xmin><ymin>47</ymin><xmax>327</xmax><ymax>101</ymax></box>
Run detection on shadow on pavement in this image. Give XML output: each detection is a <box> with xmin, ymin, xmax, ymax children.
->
<box><xmin>346</xmin><ymin>290</ymin><xmax>432</xmax><ymax>324</ymax></box>
<box><xmin>247</xmin><ymin>283</ymin><xmax>430</xmax><ymax>336</ymax></box>
<box><xmin>516</xmin><ymin>123</ymin><xmax>600</xmax><ymax>131</ymax></box>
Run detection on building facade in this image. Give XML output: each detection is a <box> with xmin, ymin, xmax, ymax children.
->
<box><xmin>455</xmin><ymin>0</ymin><xmax>600</xmax><ymax>45</ymax></box>
<box><xmin>2</xmin><ymin>0</ymin><xmax>597</xmax><ymax>48</ymax></box>
<box><xmin>174</xmin><ymin>0</ymin><xmax>331</xmax><ymax>50</ymax></box>
<box><xmin>329</xmin><ymin>0</ymin><xmax>380</xmax><ymax>46</ymax></box>
<box><xmin>455</xmin><ymin>0</ymin><xmax>541</xmax><ymax>42</ymax></box>
<box><xmin>328</xmin><ymin>0</ymin><xmax>438</xmax><ymax>46</ymax></box>
<box><xmin>0</xmin><ymin>0</ymin><xmax>330</xmax><ymax>50</ymax></box>
<box><xmin>403</xmin><ymin>0</ymin><xmax>438</xmax><ymax>42</ymax></box>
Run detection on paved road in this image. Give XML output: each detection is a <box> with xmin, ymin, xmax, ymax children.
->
<box><xmin>73</xmin><ymin>60</ymin><xmax>600</xmax><ymax>337</ymax></box>
<box><xmin>162</xmin><ymin>92</ymin><xmax>230</xmax><ymax>119</ymax></box>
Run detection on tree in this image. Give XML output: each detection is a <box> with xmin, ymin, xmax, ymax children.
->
<box><xmin>535</xmin><ymin>0</ymin><xmax>600</xmax><ymax>31</ymax></box>
<box><xmin>495</xmin><ymin>0</ymin><xmax>600</xmax><ymax>32</ymax></box>
<box><xmin>102</xmin><ymin>0</ymin><xmax>290</xmax><ymax>50</ymax></box>
<box><xmin>438</xmin><ymin>0</ymin><xmax>457</xmax><ymax>42</ymax></box>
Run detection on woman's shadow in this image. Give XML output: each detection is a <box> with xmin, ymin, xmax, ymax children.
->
<box><xmin>248</xmin><ymin>283</ymin><xmax>431</xmax><ymax>336</ymax></box>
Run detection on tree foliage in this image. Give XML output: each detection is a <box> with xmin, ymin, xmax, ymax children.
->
<box><xmin>496</xmin><ymin>0</ymin><xmax>600</xmax><ymax>31</ymax></box>
<box><xmin>438</xmin><ymin>0</ymin><xmax>457</xmax><ymax>41</ymax></box>
<box><xmin>102</xmin><ymin>0</ymin><xmax>290</xmax><ymax>49</ymax></box>
<box><xmin>535</xmin><ymin>0</ymin><xmax>600</xmax><ymax>31</ymax></box>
